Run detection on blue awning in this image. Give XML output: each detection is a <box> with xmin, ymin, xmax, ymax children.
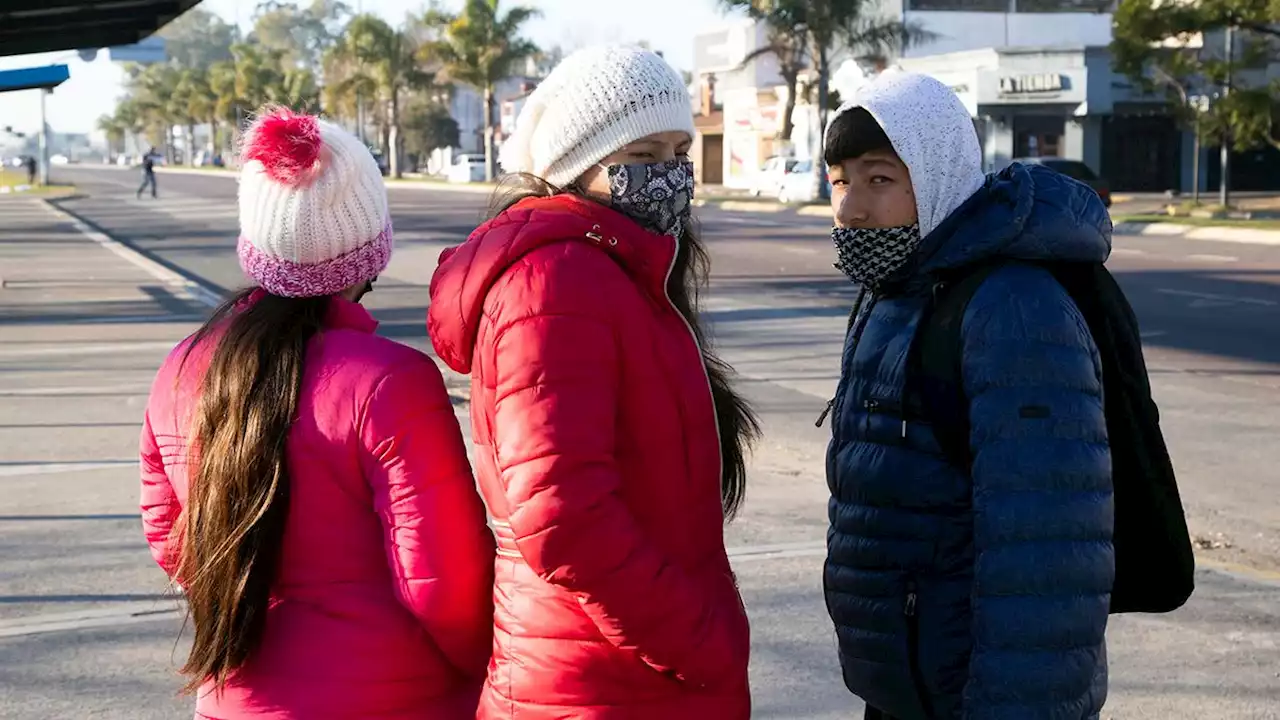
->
<box><xmin>0</xmin><ymin>65</ymin><xmax>70</xmax><ymax>94</ymax></box>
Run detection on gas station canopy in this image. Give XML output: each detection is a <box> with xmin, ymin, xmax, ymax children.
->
<box><xmin>0</xmin><ymin>0</ymin><xmax>201</xmax><ymax>58</ymax></box>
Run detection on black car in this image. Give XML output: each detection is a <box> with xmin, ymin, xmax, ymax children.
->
<box><xmin>1013</xmin><ymin>157</ymin><xmax>1112</xmax><ymax>207</ymax></box>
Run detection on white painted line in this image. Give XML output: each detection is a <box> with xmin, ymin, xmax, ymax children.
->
<box><xmin>1139</xmin><ymin>330</ymin><xmax>1168</xmax><ymax>339</ymax></box>
<box><xmin>40</xmin><ymin>200</ymin><xmax>222</xmax><ymax>308</ymax></box>
<box><xmin>1156</xmin><ymin>288</ymin><xmax>1278</xmax><ymax>307</ymax></box>
<box><xmin>727</xmin><ymin>540</ymin><xmax>826</xmax><ymax>563</ymax></box>
<box><xmin>0</xmin><ymin>340</ymin><xmax>176</xmax><ymax>359</ymax></box>
<box><xmin>1110</xmin><ymin>248</ymin><xmax>1146</xmax><ymax>256</ymax></box>
<box><xmin>1185</xmin><ymin>226</ymin><xmax>1280</xmax><ymax>246</ymax></box>
<box><xmin>0</xmin><ymin>460</ymin><xmax>136</xmax><ymax>478</ymax></box>
<box><xmin>0</xmin><ymin>601</ymin><xmax>182</xmax><ymax>638</ymax></box>
<box><xmin>1186</xmin><ymin>254</ymin><xmax>1239</xmax><ymax>263</ymax></box>
<box><xmin>0</xmin><ymin>384</ymin><xmax>150</xmax><ymax>397</ymax></box>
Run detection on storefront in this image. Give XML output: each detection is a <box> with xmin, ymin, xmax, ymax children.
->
<box><xmin>900</xmin><ymin>46</ymin><xmax>1185</xmax><ymax>192</ymax></box>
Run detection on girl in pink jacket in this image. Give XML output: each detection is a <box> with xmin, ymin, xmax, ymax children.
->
<box><xmin>139</xmin><ymin>108</ymin><xmax>494</xmax><ymax>719</ymax></box>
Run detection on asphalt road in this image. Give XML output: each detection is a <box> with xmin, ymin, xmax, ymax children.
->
<box><xmin>1</xmin><ymin>166</ymin><xmax>1278</xmax><ymax>718</ymax></box>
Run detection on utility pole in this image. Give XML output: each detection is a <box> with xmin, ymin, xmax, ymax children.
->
<box><xmin>38</xmin><ymin>89</ymin><xmax>50</xmax><ymax>186</ymax></box>
<box><xmin>1219</xmin><ymin>25</ymin><xmax>1233</xmax><ymax>208</ymax></box>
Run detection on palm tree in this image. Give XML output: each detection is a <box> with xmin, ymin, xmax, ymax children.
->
<box><xmin>328</xmin><ymin>15</ymin><xmax>433</xmax><ymax>178</ymax></box>
<box><xmin>720</xmin><ymin>0</ymin><xmax>933</xmax><ymax>197</ymax></box>
<box><xmin>97</xmin><ymin>115</ymin><xmax>126</xmax><ymax>163</ymax></box>
<box><xmin>208</xmin><ymin>60</ymin><xmax>242</xmax><ymax>158</ymax></box>
<box><xmin>421</xmin><ymin>0</ymin><xmax>540</xmax><ymax>181</ymax></box>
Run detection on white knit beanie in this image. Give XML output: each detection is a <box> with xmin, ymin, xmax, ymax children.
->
<box><xmin>499</xmin><ymin>45</ymin><xmax>696</xmax><ymax>188</ymax></box>
<box><xmin>236</xmin><ymin>108</ymin><xmax>392</xmax><ymax>298</ymax></box>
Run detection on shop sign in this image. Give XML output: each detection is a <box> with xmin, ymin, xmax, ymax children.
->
<box><xmin>999</xmin><ymin>73</ymin><xmax>1065</xmax><ymax>95</ymax></box>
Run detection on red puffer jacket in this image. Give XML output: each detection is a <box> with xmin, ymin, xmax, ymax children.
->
<box><xmin>428</xmin><ymin>193</ymin><xmax>751</xmax><ymax>719</ymax></box>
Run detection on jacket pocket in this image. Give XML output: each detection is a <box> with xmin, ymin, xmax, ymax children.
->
<box><xmin>904</xmin><ymin>578</ymin><xmax>936</xmax><ymax>720</ymax></box>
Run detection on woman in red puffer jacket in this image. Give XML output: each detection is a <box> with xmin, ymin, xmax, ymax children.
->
<box><xmin>427</xmin><ymin>45</ymin><xmax>759</xmax><ymax>719</ymax></box>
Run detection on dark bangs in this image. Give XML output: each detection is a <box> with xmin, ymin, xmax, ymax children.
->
<box><xmin>824</xmin><ymin>107</ymin><xmax>893</xmax><ymax>167</ymax></box>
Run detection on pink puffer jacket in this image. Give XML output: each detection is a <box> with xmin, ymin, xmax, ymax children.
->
<box><xmin>140</xmin><ymin>295</ymin><xmax>495</xmax><ymax>719</ymax></box>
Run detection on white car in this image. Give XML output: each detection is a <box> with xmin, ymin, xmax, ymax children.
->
<box><xmin>447</xmin><ymin>154</ymin><xmax>487</xmax><ymax>183</ymax></box>
<box><xmin>50</xmin><ymin>154</ymin><xmax>69</xmax><ymax>165</ymax></box>
<box><xmin>778</xmin><ymin>160</ymin><xmax>817</xmax><ymax>203</ymax></box>
<box><xmin>751</xmin><ymin>156</ymin><xmax>799</xmax><ymax>198</ymax></box>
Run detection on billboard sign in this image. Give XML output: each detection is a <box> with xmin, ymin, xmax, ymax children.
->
<box><xmin>108</xmin><ymin>35</ymin><xmax>166</xmax><ymax>65</ymax></box>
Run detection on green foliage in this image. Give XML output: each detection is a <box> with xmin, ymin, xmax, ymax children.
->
<box><xmin>717</xmin><ymin>0</ymin><xmax>932</xmax><ymax>142</ymax></box>
<box><xmin>1112</xmin><ymin>0</ymin><xmax>1279</xmax><ymax>150</ymax></box>
<box><xmin>420</xmin><ymin>0</ymin><xmax>540</xmax><ymax>180</ymax></box>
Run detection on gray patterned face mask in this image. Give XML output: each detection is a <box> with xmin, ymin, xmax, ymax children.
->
<box><xmin>600</xmin><ymin>159</ymin><xmax>695</xmax><ymax>237</ymax></box>
<box><xmin>831</xmin><ymin>224</ymin><xmax>922</xmax><ymax>290</ymax></box>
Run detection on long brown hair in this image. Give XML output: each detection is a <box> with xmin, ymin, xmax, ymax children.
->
<box><xmin>487</xmin><ymin>174</ymin><xmax>761</xmax><ymax>519</ymax></box>
<box><xmin>174</xmin><ymin>288</ymin><xmax>329</xmax><ymax>693</ymax></box>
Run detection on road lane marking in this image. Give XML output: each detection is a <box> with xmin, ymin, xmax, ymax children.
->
<box><xmin>0</xmin><ymin>601</ymin><xmax>182</xmax><ymax>639</ymax></box>
<box><xmin>0</xmin><ymin>340</ymin><xmax>177</xmax><ymax>359</ymax></box>
<box><xmin>727</xmin><ymin>541</ymin><xmax>826</xmax><ymax>562</ymax></box>
<box><xmin>1110</xmin><ymin>248</ymin><xmax>1146</xmax><ymax>256</ymax></box>
<box><xmin>1156</xmin><ymin>288</ymin><xmax>1278</xmax><ymax>307</ymax></box>
<box><xmin>1186</xmin><ymin>254</ymin><xmax>1240</xmax><ymax>263</ymax></box>
<box><xmin>0</xmin><ymin>384</ymin><xmax>150</xmax><ymax>397</ymax></box>
<box><xmin>40</xmin><ymin>200</ymin><xmax>222</xmax><ymax>308</ymax></box>
<box><xmin>1140</xmin><ymin>330</ymin><xmax>1168</xmax><ymax>339</ymax></box>
<box><xmin>0</xmin><ymin>461</ymin><xmax>137</xmax><ymax>477</ymax></box>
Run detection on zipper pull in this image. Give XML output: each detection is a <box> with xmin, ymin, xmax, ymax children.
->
<box><xmin>815</xmin><ymin>398</ymin><xmax>835</xmax><ymax>428</ymax></box>
<box><xmin>904</xmin><ymin>581</ymin><xmax>918</xmax><ymax>617</ymax></box>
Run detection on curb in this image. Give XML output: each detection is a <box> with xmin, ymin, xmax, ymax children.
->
<box><xmin>41</xmin><ymin>198</ymin><xmax>225</xmax><ymax>308</ymax></box>
<box><xmin>1114</xmin><ymin>221</ymin><xmax>1280</xmax><ymax>246</ymax></box>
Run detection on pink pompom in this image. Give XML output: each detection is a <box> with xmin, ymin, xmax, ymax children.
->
<box><xmin>243</xmin><ymin>108</ymin><xmax>322</xmax><ymax>185</ymax></box>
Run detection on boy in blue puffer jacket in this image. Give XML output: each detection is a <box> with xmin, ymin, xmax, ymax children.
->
<box><xmin>821</xmin><ymin>70</ymin><xmax>1114</xmax><ymax>720</ymax></box>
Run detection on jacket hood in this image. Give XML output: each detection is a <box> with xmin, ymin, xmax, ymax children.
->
<box><xmin>830</xmin><ymin>70</ymin><xmax>987</xmax><ymax>238</ymax></box>
<box><xmin>427</xmin><ymin>193</ymin><xmax>676</xmax><ymax>373</ymax></box>
<box><xmin>915</xmin><ymin>162</ymin><xmax>1113</xmax><ymax>277</ymax></box>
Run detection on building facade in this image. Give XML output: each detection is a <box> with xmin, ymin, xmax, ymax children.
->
<box><xmin>899</xmin><ymin>46</ymin><xmax>1186</xmax><ymax>191</ymax></box>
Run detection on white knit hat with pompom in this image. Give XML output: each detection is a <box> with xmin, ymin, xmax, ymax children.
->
<box><xmin>499</xmin><ymin>45</ymin><xmax>696</xmax><ymax>188</ymax></box>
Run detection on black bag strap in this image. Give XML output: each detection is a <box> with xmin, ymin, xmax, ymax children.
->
<box><xmin>910</xmin><ymin>262</ymin><xmax>1006</xmax><ymax>469</ymax></box>
<box><xmin>845</xmin><ymin>287</ymin><xmax>868</xmax><ymax>334</ymax></box>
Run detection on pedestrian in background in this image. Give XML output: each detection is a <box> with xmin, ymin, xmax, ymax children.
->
<box><xmin>24</xmin><ymin>154</ymin><xmax>36</xmax><ymax>186</ymax></box>
<box><xmin>820</xmin><ymin>70</ymin><xmax>1116</xmax><ymax>719</ymax></box>
<box><xmin>428</xmin><ymin>45</ymin><xmax>758</xmax><ymax>720</ymax></box>
<box><xmin>140</xmin><ymin>108</ymin><xmax>494</xmax><ymax>719</ymax></box>
<box><xmin>137</xmin><ymin>147</ymin><xmax>158</xmax><ymax>199</ymax></box>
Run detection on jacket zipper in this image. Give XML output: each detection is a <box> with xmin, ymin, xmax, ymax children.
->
<box><xmin>904</xmin><ymin>579</ymin><xmax>936</xmax><ymax>720</ymax></box>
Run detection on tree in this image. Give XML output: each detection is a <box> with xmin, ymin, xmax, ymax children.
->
<box><xmin>327</xmin><ymin>14</ymin><xmax>433</xmax><ymax>178</ymax></box>
<box><xmin>421</xmin><ymin>0</ymin><xmax>541</xmax><ymax>181</ymax></box>
<box><xmin>720</xmin><ymin>0</ymin><xmax>933</xmax><ymax>197</ymax></box>
<box><xmin>401</xmin><ymin>96</ymin><xmax>462</xmax><ymax>167</ymax></box>
<box><xmin>97</xmin><ymin>115</ymin><xmax>126</xmax><ymax>163</ymax></box>
<box><xmin>157</xmin><ymin>7</ymin><xmax>238</xmax><ymax>69</ymax></box>
<box><xmin>250</xmin><ymin>0</ymin><xmax>351</xmax><ymax>74</ymax></box>
<box><xmin>1113</xmin><ymin>0</ymin><xmax>1280</xmax><ymax>205</ymax></box>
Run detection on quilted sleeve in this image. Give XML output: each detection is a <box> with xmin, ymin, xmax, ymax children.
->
<box><xmin>359</xmin><ymin>354</ymin><xmax>496</xmax><ymax>681</ymax></box>
<box><xmin>489</xmin><ymin>261</ymin><xmax>746</xmax><ymax>688</ymax></box>
<box><xmin>139</xmin><ymin>408</ymin><xmax>182</xmax><ymax>579</ymax></box>
<box><xmin>960</xmin><ymin>265</ymin><xmax>1114</xmax><ymax>719</ymax></box>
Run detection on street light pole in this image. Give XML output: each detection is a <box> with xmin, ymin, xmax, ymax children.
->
<box><xmin>1219</xmin><ymin>25</ymin><xmax>1233</xmax><ymax>208</ymax></box>
<box><xmin>38</xmin><ymin>89</ymin><xmax>50</xmax><ymax>186</ymax></box>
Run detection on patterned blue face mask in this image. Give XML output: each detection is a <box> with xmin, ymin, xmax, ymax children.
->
<box><xmin>598</xmin><ymin>159</ymin><xmax>695</xmax><ymax>238</ymax></box>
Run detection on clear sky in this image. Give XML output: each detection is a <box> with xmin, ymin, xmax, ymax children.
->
<box><xmin>0</xmin><ymin>0</ymin><xmax>738</xmax><ymax>136</ymax></box>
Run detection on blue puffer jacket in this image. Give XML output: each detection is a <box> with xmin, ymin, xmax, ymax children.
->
<box><xmin>824</xmin><ymin>163</ymin><xmax>1115</xmax><ymax>720</ymax></box>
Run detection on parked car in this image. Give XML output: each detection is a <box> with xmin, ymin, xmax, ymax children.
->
<box><xmin>752</xmin><ymin>156</ymin><xmax>799</xmax><ymax>198</ymax></box>
<box><xmin>447</xmin><ymin>154</ymin><xmax>487</xmax><ymax>183</ymax></box>
<box><xmin>1013</xmin><ymin>157</ymin><xmax>1112</xmax><ymax>207</ymax></box>
<box><xmin>777</xmin><ymin>160</ymin><xmax>832</xmax><ymax>204</ymax></box>
<box><xmin>50</xmin><ymin>154</ymin><xmax>69</xmax><ymax>165</ymax></box>
<box><xmin>193</xmin><ymin>150</ymin><xmax>226</xmax><ymax>167</ymax></box>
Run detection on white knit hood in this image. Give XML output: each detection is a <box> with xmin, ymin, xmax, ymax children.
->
<box><xmin>827</xmin><ymin>70</ymin><xmax>986</xmax><ymax>238</ymax></box>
